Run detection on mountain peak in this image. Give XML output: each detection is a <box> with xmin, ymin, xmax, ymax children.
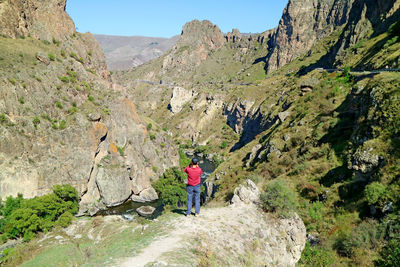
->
<box><xmin>178</xmin><ymin>19</ymin><xmax>225</xmax><ymax>49</ymax></box>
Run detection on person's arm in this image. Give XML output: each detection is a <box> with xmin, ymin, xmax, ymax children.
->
<box><xmin>199</xmin><ymin>167</ymin><xmax>203</xmax><ymax>175</ymax></box>
<box><xmin>184</xmin><ymin>166</ymin><xmax>189</xmax><ymax>174</ymax></box>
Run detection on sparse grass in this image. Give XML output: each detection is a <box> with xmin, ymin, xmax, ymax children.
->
<box><xmin>7</xmin><ymin>213</ymin><xmax>178</xmax><ymax>267</ymax></box>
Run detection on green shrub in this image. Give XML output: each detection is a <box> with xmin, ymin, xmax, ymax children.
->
<box><xmin>60</xmin><ymin>49</ymin><xmax>66</xmax><ymax>57</ymax></box>
<box><xmin>160</xmin><ymin>142</ymin><xmax>166</xmax><ymax>148</ymax></box>
<box><xmin>55</xmin><ymin>211</ymin><xmax>73</xmax><ymax>227</ymax></box>
<box><xmin>389</xmin><ymin>21</ymin><xmax>400</xmax><ymax>37</ymax></box>
<box><xmin>0</xmin><ymin>185</ymin><xmax>78</xmax><ymax>241</ymax></box>
<box><xmin>299</xmin><ymin>242</ymin><xmax>335</xmax><ymax>266</ymax></box>
<box><xmin>18</xmin><ymin>98</ymin><xmax>24</xmax><ymax>104</ymax></box>
<box><xmin>48</xmin><ymin>53</ymin><xmax>55</xmax><ymax>61</ymax></box>
<box><xmin>179</xmin><ymin>149</ymin><xmax>191</xmax><ymax>168</ymax></box>
<box><xmin>58</xmin><ymin>120</ymin><xmax>66</xmax><ymax>130</ymax></box>
<box><xmin>260</xmin><ymin>179</ymin><xmax>297</xmax><ymax>217</ymax></box>
<box><xmin>56</xmin><ymin>101</ymin><xmax>63</xmax><ymax>109</ymax></box>
<box><xmin>150</xmin><ymin>133</ymin><xmax>156</xmax><ymax>140</ymax></box>
<box><xmin>0</xmin><ymin>113</ymin><xmax>7</xmax><ymax>124</ymax></box>
<box><xmin>88</xmin><ymin>95</ymin><xmax>94</xmax><ymax>102</ymax></box>
<box><xmin>375</xmin><ymin>240</ymin><xmax>400</xmax><ymax>267</ymax></box>
<box><xmin>52</xmin><ymin>38</ymin><xmax>60</xmax><ymax>46</ymax></box>
<box><xmin>334</xmin><ymin>220</ymin><xmax>382</xmax><ymax>257</ymax></box>
<box><xmin>69</xmin><ymin>52</ymin><xmax>77</xmax><ymax>59</ymax></box>
<box><xmin>220</xmin><ymin>141</ymin><xmax>228</xmax><ymax>149</ymax></box>
<box><xmin>147</xmin><ymin>123</ymin><xmax>153</xmax><ymax>130</ymax></box>
<box><xmin>308</xmin><ymin>201</ymin><xmax>325</xmax><ymax>221</ymax></box>
<box><xmin>364</xmin><ymin>182</ymin><xmax>387</xmax><ymax>206</ymax></box>
<box><xmin>8</xmin><ymin>78</ymin><xmax>16</xmax><ymax>85</ymax></box>
<box><xmin>58</xmin><ymin>76</ymin><xmax>69</xmax><ymax>83</ymax></box>
<box><xmin>194</xmin><ymin>145</ymin><xmax>210</xmax><ymax>155</ymax></box>
<box><xmin>32</xmin><ymin>117</ymin><xmax>40</xmax><ymax>128</ymax></box>
<box><xmin>153</xmin><ymin>167</ymin><xmax>187</xmax><ymax>207</ymax></box>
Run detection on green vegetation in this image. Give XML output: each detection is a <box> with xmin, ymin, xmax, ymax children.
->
<box><xmin>55</xmin><ymin>101</ymin><xmax>63</xmax><ymax>109</ymax></box>
<box><xmin>0</xmin><ymin>185</ymin><xmax>78</xmax><ymax>243</ymax></box>
<box><xmin>260</xmin><ymin>179</ymin><xmax>297</xmax><ymax>218</ymax></box>
<box><xmin>153</xmin><ymin>167</ymin><xmax>187</xmax><ymax>207</ymax></box>
<box><xmin>32</xmin><ymin>116</ymin><xmax>40</xmax><ymax>129</ymax></box>
<box><xmin>88</xmin><ymin>95</ymin><xmax>94</xmax><ymax>102</ymax></box>
<box><xmin>178</xmin><ymin>149</ymin><xmax>191</xmax><ymax>168</ymax></box>
<box><xmin>299</xmin><ymin>242</ymin><xmax>335</xmax><ymax>266</ymax></box>
<box><xmin>18</xmin><ymin>97</ymin><xmax>25</xmax><ymax>104</ymax></box>
<box><xmin>48</xmin><ymin>53</ymin><xmax>55</xmax><ymax>61</ymax></box>
<box><xmin>0</xmin><ymin>114</ymin><xmax>7</xmax><ymax>124</ymax></box>
<box><xmin>116</xmin><ymin>145</ymin><xmax>125</xmax><ymax>156</ymax></box>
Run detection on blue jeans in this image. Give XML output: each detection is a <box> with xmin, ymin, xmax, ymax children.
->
<box><xmin>187</xmin><ymin>184</ymin><xmax>200</xmax><ymax>215</ymax></box>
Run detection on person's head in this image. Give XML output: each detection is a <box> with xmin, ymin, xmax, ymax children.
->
<box><xmin>191</xmin><ymin>158</ymin><xmax>199</xmax><ymax>166</ymax></box>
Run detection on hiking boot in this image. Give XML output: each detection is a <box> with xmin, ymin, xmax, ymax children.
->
<box><xmin>194</xmin><ymin>213</ymin><xmax>200</xmax><ymax>217</ymax></box>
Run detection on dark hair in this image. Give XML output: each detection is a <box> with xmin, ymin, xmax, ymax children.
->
<box><xmin>191</xmin><ymin>158</ymin><xmax>199</xmax><ymax>165</ymax></box>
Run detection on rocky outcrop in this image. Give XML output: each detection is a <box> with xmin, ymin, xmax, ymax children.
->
<box><xmin>230</xmin><ymin>179</ymin><xmax>260</xmax><ymax>205</ymax></box>
<box><xmin>265</xmin><ymin>0</ymin><xmax>400</xmax><ymax>71</ymax></box>
<box><xmin>0</xmin><ymin>0</ymin><xmax>75</xmax><ymax>41</ymax></box>
<box><xmin>0</xmin><ymin>0</ymin><xmax>178</xmax><ymax>216</ymax></box>
<box><xmin>228</xmin><ymin>179</ymin><xmax>306</xmax><ymax>266</ymax></box>
<box><xmin>168</xmin><ymin>87</ymin><xmax>195</xmax><ymax>114</ymax></box>
<box><xmin>162</xmin><ymin>20</ymin><xmax>225</xmax><ymax>72</ymax></box>
<box><xmin>78</xmin><ymin>98</ymin><xmax>178</xmax><ymax>215</ymax></box>
<box><xmin>265</xmin><ymin>0</ymin><xmax>352</xmax><ymax>72</ymax></box>
<box><xmin>326</xmin><ymin>0</ymin><xmax>400</xmax><ymax>66</ymax></box>
<box><xmin>224</xmin><ymin>99</ymin><xmax>277</xmax><ymax>150</ymax></box>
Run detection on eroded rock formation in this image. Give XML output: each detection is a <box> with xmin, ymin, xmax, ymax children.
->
<box><xmin>0</xmin><ymin>0</ymin><xmax>76</xmax><ymax>41</ymax></box>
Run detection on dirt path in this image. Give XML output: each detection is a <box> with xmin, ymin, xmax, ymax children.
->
<box><xmin>116</xmin><ymin>203</ymin><xmax>306</xmax><ymax>267</ymax></box>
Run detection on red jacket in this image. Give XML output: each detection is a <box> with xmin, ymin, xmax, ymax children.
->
<box><xmin>184</xmin><ymin>165</ymin><xmax>203</xmax><ymax>186</ymax></box>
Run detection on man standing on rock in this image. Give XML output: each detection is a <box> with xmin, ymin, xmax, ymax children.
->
<box><xmin>184</xmin><ymin>158</ymin><xmax>203</xmax><ymax>216</ymax></box>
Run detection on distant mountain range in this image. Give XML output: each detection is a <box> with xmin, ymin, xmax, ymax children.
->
<box><xmin>94</xmin><ymin>34</ymin><xmax>179</xmax><ymax>71</ymax></box>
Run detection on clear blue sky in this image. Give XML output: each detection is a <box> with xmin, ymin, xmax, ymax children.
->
<box><xmin>66</xmin><ymin>0</ymin><xmax>288</xmax><ymax>38</ymax></box>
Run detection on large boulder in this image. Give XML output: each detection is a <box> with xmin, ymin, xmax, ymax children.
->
<box><xmin>131</xmin><ymin>187</ymin><xmax>158</xmax><ymax>203</ymax></box>
<box><xmin>96</xmin><ymin>166</ymin><xmax>132</xmax><ymax>207</ymax></box>
<box><xmin>231</xmin><ymin>179</ymin><xmax>260</xmax><ymax>205</ymax></box>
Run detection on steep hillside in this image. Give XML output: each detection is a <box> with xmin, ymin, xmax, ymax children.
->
<box><xmin>0</xmin><ymin>0</ymin><xmax>178</xmax><ymax>216</ymax></box>
<box><xmin>94</xmin><ymin>34</ymin><xmax>178</xmax><ymax>70</ymax></box>
<box><xmin>114</xmin><ymin>0</ymin><xmax>400</xmax><ymax>265</ymax></box>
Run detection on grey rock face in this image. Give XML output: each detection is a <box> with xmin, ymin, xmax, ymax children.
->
<box><xmin>231</xmin><ymin>179</ymin><xmax>260</xmax><ymax>205</ymax></box>
<box><xmin>162</xmin><ymin>20</ymin><xmax>225</xmax><ymax>72</ymax></box>
<box><xmin>351</xmin><ymin>147</ymin><xmax>382</xmax><ymax>173</ymax></box>
<box><xmin>168</xmin><ymin>87</ymin><xmax>194</xmax><ymax>114</ymax></box>
<box><xmin>96</xmin><ymin>167</ymin><xmax>132</xmax><ymax>207</ymax></box>
<box><xmin>0</xmin><ymin>0</ymin><xmax>76</xmax><ymax>41</ymax></box>
<box><xmin>131</xmin><ymin>187</ymin><xmax>158</xmax><ymax>203</ymax></box>
<box><xmin>265</xmin><ymin>0</ymin><xmax>352</xmax><ymax>72</ymax></box>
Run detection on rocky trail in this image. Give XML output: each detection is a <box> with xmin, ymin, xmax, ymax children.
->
<box><xmin>116</xmin><ymin>193</ymin><xmax>306</xmax><ymax>267</ymax></box>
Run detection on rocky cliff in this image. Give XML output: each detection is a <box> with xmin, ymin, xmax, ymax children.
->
<box><xmin>162</xmin><ymin>20</ymin><xmax>225</xmax><ymax>72</ymax></box>
<box><xmin>265</xmin><ymin>0</ymin><xmax>352</xmax><ymax>72</ymax></box>
<box><xmin>0</xmin><ymin>0</ymin><xmax>178</xmax><ymax>215</ymax></box>
<box><xmin>265</xmin><ymin>0</ymin><xmax>400</xmax><ymax>72</ymax></box>
<box><xmin>0</xmin><ymin>0</ymin><xmax>75</xmax><ymax>41</ymax></box>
